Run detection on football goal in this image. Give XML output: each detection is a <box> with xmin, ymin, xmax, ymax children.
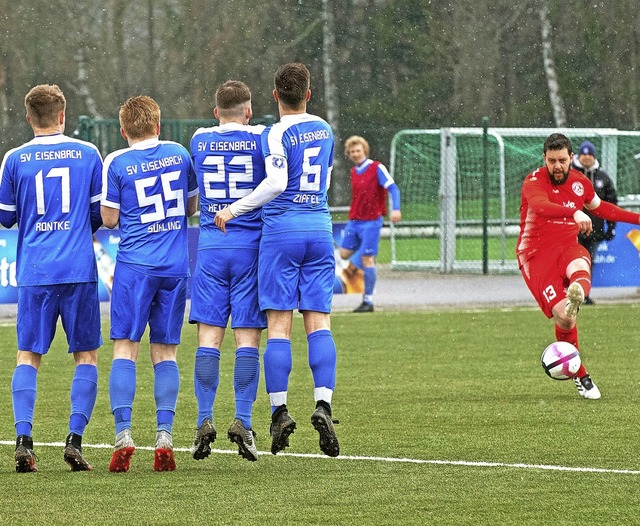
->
<box><xmin>389</xmin><ymin>127</ymin><xmax>640</xmax><ymax>273</ymax></box>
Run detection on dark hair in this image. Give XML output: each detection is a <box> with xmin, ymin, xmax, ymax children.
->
<box><xmin>215</xmin><ymin>80</ymin><xmax>251</xmax><ymax>114</ymax></box>
<box><xmin>274</xmin><ymin>62</ymin><xmax>310</xmax><ymax>109</ymax></box>
<box><xmin>543</xmin><ymin>133</ymin><xmax>573</xmax><ymax>155</ymax></box>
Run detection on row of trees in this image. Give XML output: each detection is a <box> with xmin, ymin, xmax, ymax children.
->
<box><xmin>1</xmin><ymin>0</ymin><xmax>639</xmax><ymax>203</ymax></box>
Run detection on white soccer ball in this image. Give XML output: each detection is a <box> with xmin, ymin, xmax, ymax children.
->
<box><xmin>541</xmin><ymin>341</ymin><xmax>581</xmax><ymax>380</ymax></box>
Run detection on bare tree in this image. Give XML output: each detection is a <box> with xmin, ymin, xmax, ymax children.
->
<box><xmin>321</xmin><ymin>0</ymin><xmax>345</xmax><ymax>204</ymax></box>
<box><xmin>539</xmin><ymin>1</ymin><xmax>567</xmax><ymax>126</ymax></box>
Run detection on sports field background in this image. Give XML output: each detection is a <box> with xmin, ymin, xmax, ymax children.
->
<box><xmin>1</xmin><ymin>271</ymin><xmax>640</xmax><ymax>525</ymax></box>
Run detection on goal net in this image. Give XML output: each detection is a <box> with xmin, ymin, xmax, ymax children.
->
<box><xmin>389</xmin><ymin>128</ymin><xmax>640</xmax><ymax>272</ymax></box>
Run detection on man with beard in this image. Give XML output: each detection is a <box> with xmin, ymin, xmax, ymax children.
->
<box><xmin>516</xmin><ymin>133</ymin><xmax>640</xmax><ymax>400</ymax></box>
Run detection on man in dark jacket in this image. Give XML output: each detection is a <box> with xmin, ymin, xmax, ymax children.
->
<box><xmin>571</xmin><ymin>140</ymin><xmax>618</xmax><ymax>304</ymax></box>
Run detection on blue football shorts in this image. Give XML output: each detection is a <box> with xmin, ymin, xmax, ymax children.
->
<box><xmin>340</xmin><ymin>217</ymin><xmax>384</xmax><ymax>256</ymax></box>
<box><xmin>189</xmin><ymin>247</ymin><xmax>266</xmax><ymax>329</ymax></box>
<box><xmin>110</xmin><ymin>262</ymin><xmax>187</xmax><ymax>344</ymax></box>
<box><xmin>17</xmin><ymin>282</ymin><xmax>102</xmax><ymax>354</ymax></box>
<box><xmin>258</xmin><ymin>230</ymin><xmax>334</xmax><ymax>313</ymax></box>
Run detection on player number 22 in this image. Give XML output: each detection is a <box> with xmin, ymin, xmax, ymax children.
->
<box><xmin>202</xmin><ymin>155</ymin><xmax>253</xmax><ymax>199</ymax></box>
<box><xmin>135</xmin><ymin>171</ymin><xmax>185</xmax><ymax>224</ymax></box>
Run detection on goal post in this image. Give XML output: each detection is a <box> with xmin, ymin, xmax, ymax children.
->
<box><xmin>389</xmin><ymin>127</ymin><xmax>640</xmax><ymax>273</ymax></box>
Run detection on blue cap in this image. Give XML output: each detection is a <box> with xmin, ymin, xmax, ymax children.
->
<box><xmin>579</xmin><ymin>141</ymin><xmax>596</xmax><ymax>157</ymax></box>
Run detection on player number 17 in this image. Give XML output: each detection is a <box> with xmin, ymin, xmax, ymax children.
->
<box><xmin>35</xmin><ymin>167</ymin><xmax>70</xmax><ymax>215</ymax></box>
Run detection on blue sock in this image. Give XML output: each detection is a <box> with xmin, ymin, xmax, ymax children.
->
<box><xmin>194</xmin><ymin>347</ymin><xmax>220</xmax><ymax>427</ymax></box>
<box><xmin>69</xmin><ymin>364</ymin><xmax>98</xmax><ymax>436</ymax></box>
<box><xmin>109</xmin><ymin>358</ymin><xmax>136</xmax><ymax>434</ymax></box>
<box><xmin>308</xmin><ymin>329</ymin><xmax>337</xmax><ymax>390</ymax></box>
<box><xmin>364</xmin><ymin>266</ymin><xmax>376</xmax><ymax>302</ymax></box>
<box><xmin>263</xmin><ymin>338</ymin><xmax>292</xmax><ymax>413</ymax></box>
<box><xmin>154</xmin><ymin>360</ymin><xmax>180</xmax><ymax>434</ymax></box>
<box><xmin>234</xmin><ymin>347</ymin><xmax>259</xmax><ymax>429</ymax></box>
<box><xmin>12</xmin><ymin>364</ymin><xmax>37</xmax><ymax>437</ymax></box>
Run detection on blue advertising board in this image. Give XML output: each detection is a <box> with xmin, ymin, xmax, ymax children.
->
<box><xmin>591</xmin><ymin>221</ymin><xmax>640</xmax><ymax>287</ymax></box>
<box><xmin>0</xmin><ymin>223</ymin><xmax>635</xmax><ymax>303</ymax></box>
<box><xmin>0</xmin><ymin>227</ymin><xmax>201</xmax><ymax>303</ymax></box>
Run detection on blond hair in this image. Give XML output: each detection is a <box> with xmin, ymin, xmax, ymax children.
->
<box><xmin>119</xmin><ymin>96</ymin><xmax>160</xmax><ymax>140</ymax></box>
<box><xmin>24</xmin><ymin>84</ymin><xmax>66</xmax><ymax>129</ymax></box>
<box><xmin>344</xmin><ymin>135</ymin><xmax>370</xmax><ymax>157</ymax></box>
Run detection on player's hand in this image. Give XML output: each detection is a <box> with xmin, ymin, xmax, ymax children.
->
<box><xmin>605</xmin><ymin>228</ymin><xmax>615</xmax><ymax>241</ymax></box>
<box><xmin>390</xmin><ymin>210</ymin><xmax>401</xmax><ymax>223</ymax></box>
<box><xmin>214</xmin><ymin>207</ymin><xmax>235</xmax><ymax>234</ymax></box>
<box><xmin>573</xmin><ymin>210</ymin><xmax>592</xmax><ymax>235</ymax></box>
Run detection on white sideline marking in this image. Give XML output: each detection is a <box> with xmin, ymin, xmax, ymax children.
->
<box><xmin>1</xmin><ymin>440</ymin><xmax>638</xmax><ymax>475</ymax></box>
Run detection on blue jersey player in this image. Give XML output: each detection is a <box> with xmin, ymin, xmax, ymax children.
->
<box><xmin>101</xmin><ymin>96</ymin><xmax>198</xmax><ymax>472</ymax></box>
<box><xmin>188</xmin><ymin>80</ymin><xmax>266</xmax><ymax>462</ymax></box>
<box><xmin>215</xmin><ymin>63</ymin><xmax>339</xmax><ymax>457</ymax></box>
<box><xmin>0</xmin><ymin>84</ymin><xmax>103</xmax><ymax>473</ymax></box>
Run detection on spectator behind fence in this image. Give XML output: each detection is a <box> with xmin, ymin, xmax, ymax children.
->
<box><xmin>571</xmin><ymin>140</ymin><xmax>618</xmax><ymax>305</ymax></box>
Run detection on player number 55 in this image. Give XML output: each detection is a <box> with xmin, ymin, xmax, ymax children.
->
<box><xmin>135</xmin><ymin>170</ymin><xmax>185</xmax><ymax>224</ymax></box>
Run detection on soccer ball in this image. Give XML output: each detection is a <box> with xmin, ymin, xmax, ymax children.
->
<box><xmin>541</xmin><ymin>341</ymin><xmax>581</xmax><ymax>380</ymax></box>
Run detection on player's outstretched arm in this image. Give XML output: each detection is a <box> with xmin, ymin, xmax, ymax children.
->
<box><xmin>587</xmin><ymin>197</ymin><xmax>640</xmax><ymax>225</ymax></box>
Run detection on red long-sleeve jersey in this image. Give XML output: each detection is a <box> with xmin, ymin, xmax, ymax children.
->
<box><xmin>517</xmin><ymin>165</ymin><xmax>640</xmax><ymax>267</ymax></box>
<box><xmin>517</xmin><ymin>166</ymin><xmax>596</xmax><ymax>266</ymax></box>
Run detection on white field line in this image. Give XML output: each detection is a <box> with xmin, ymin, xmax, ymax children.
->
<box><xmin>1</xmin><ymin>440</ymin><xmax>638</xmax><ymax>475</ymax></box>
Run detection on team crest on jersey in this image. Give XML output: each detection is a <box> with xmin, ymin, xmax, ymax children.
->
<box><xmin>572</xmin><ymin>182</ymin><xmax>584</xmax><ymax>196</ymax></box>
<box><xmin>272</xmin><ymin>156</ymin><xmax>285</xmax><ymax>169</ymax></box>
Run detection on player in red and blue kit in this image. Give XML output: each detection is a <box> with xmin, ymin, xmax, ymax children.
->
<box><xmin>188</xmin><ymin>80</ymin><xmax>266</xmax><ymax>462</ymax></box>
<box><xmin>215</xmin><ymin>63</ymin><xmax>339</xmax><ymax>457</ymax></box>
<box><xmin>517</xmin><ymin>133</ymin><xmax>640</xmax><ymax>399</ymax></box>
<box><xmin>0</xmin><ymin>84</ymin><xmax>103</xmax><ymax>473</ymax></box>
<box><xmin>101</xmin><ymin>96</ymin><xmax>198</xmax><ymax>472</ymax></box>
<box><xmin>339</xmin><ymin>135</ymin><xmax>401</xmax><ymax>312</ymax></box>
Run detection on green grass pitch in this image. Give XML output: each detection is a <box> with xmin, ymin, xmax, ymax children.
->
<box><xmin>1</xmin><ymin>305</ymin><xmax>640</xmax><ymax>525</ymax></box>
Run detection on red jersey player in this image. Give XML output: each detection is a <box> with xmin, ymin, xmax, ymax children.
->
<box><xmin>338</xmin><ymin>136</ymin><xmax>401</xmax><ymax>312</ymax></box>
<box><xmin>517</xmin><ymin>133</ymin><xmax>640</xmax><ymax>399</ymax></box>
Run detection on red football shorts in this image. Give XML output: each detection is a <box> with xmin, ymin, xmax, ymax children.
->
<box><xmin>519</xmin><ymin>243</ymin><xmax>590</xmax><ymax>318</ymax></box>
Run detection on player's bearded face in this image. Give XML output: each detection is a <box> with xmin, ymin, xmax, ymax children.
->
<box><xmin>544</xmin><ymin>149</ymin><xmax>572</xmax><ymax>185</ymax></box>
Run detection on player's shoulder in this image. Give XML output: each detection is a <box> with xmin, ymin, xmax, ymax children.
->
<box><xmin>157</xmin><ymin>138</ymin><xmax>188</xmax><ymax>152</ymax></box>
<box><xmin>58</xmin><ymin>134</ymin><xmax>101</xmax><ymax>154</ymax></box>
<box><xmin>568</xmin><ymin>168</ymin><xmax>591</xmax><ymax>184</ymax></box>
<box><xmin>1</xmin><ymin>142</ymin><xmax>30</xmax><ymax>163</ymax></box>
<box><xmin>103</xmin><ymin>145</ymin><xmax>131</xmax><ymax>167</ymax></box>
<box><xmin>524</xmin><ymin>166</ymin><xmax>546</xmax><ymax>183</ymax></box>
<box><xmin>191</xmin><ymin>125</ymin><xmax>218</xmax><ymax>141</ymax></box>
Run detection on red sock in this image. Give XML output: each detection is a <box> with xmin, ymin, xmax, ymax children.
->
<box><xmin>555</xmin><ymin>324</ymin><xmax>587</xmax><ymax>377</ymax></box>
<box><xmin>555</xmin><ymin>324</ymin><xmax>578</xmax><ymax>348</ymax></box>
<box><xmin>569</xmin><ymin>269</ymin><xmax>591</xmax><ymax>298</ymax></box>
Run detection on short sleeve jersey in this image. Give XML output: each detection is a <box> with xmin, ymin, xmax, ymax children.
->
<box><xmin>101</xmin><ymin>138</ymin><xmax>198</xmax><ymax>277</ymax></box>
<box><xmin>0</xmin><ymin>134</ymin><xmax>103</xmax><ymax>286</ymax></box>
<box><xmin>190</xmin><ymin>123</ymin><xmax>266</xmax><ymax>249</ymax></box>
<box><xmin>516</xmin><ymin>166</ymin><xmax>596</xmax><ymax>266</ymax></box>
<box><xmin>261</xmin><ymin>113</ymin><xmax>334</xmax><ymax>234</ymax></box>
